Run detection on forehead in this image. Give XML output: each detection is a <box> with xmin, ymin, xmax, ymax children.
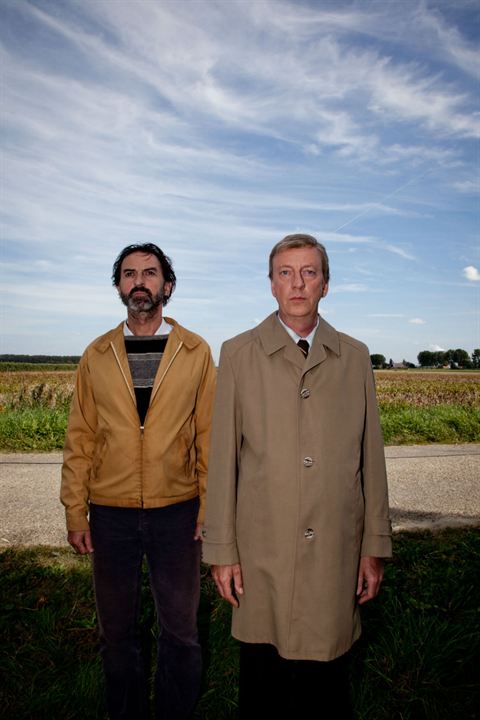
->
<box><xmin>120</xmin><ymin>252</ymin><xmax>161</xmax><ymax>270</ymax></box>
<box><xmin>273</xmin><ymin>246</ymin><xmax>322</xmax><ymax>268</ymax></box>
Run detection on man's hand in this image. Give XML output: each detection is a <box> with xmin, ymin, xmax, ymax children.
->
<box><xmin>194</xmin><ymin>522</ymin><xmax>203</xmax><ymax>541</ymax></box>
<box><xmin>211</xmin><ymin>564</ymin><xmax>244</xmax><ymax>608</ymax></box>
<box><xmin>356</xmin><ymin>556</ymin><xmax>384</xmax><ymax>605</ymax></box>
<box><xmin>68</xmin><ymin>530</ymin><xmax>94</xmax><ymax>555</ymax></box>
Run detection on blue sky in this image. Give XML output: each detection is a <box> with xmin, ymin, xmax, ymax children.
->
<box><xmin>1</xmin><ymin>0</ymin><xmax>479</xmax><ymax>363</ymax></box>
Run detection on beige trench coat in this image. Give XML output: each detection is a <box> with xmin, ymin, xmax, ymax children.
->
<box><xmin>202</xmin><ymin>313</ymin><xmax>391</xmax><ymax>661</ymax></box>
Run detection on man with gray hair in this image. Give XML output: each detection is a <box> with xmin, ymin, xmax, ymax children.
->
<box><xmin>202</xmin><ymin>234</ymin><xmax>391</xmax><ymax>719</ymax></box>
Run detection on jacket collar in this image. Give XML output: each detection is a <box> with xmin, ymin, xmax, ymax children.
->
<box><xmin>94</xmin><ymin>317</ymin><xmax>201</xmax><ymax>353</ymax></box>
<box><xmin>256</xmin><ymin>312</ymin><xmax>340</xmax><ymax>372</ymax></box>
<box><xmin>93</xmin><ymin>317</ymin><xmax>202</xmax><ymax>406</ymax></box>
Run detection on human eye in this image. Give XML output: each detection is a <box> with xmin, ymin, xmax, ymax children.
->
<box><xmin>279</xmin><ymin>268</ymin><xmax>291</xmax><ymax>277</ymax></box>
<box><xmin>302</xmin><ymin>268</ymin><xmax>317</xmax><ymax>278</ymax></box>
<box><xmin>123</xmin><ymin>270</ymin><xmax>134</xmax><ymax>278</ymax></box>
<box><xmin>144</xmin><ymin>269</ymin><xmax>158</xmax><ymax>277</ymax></box>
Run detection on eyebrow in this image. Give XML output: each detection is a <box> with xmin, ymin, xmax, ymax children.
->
<box><xmin>278</xmin><ymin>264</ymin><xmax>318</xmax><ymax>270</ymax></box>
<box><xmin>122</xmin><ymin>266</ymin><xmax>158</xmax><ymax>273</ymax></box>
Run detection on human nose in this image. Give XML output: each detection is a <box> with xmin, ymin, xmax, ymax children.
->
<box><xmin>292</xmin><ymin>271</ymin><xmax>305</xmax><ymax>288</ymax></box>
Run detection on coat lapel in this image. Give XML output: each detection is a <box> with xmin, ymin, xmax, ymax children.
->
<box><xmin>256</xmin><ymin>313</ymin><xmax>304</xmax><ymax>371</ymax></box>
<box><xmin>256</xmin><ymin>312</ymin><xmax>340</xmax><ymax>374</ymax></box>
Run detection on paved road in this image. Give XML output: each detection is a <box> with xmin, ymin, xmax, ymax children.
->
<box><xmin>1</xmin><ymin>445</ymin><xmax>479</xmax><ymax>547</ymax></box>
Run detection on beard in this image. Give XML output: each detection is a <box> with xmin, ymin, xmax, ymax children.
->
<box><xmin>120</xmin><ymin>287</ymin><xmax>164</xmax><ymax>316</ymax></box>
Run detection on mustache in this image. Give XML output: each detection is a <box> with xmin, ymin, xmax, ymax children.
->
<box><xmin>129</xmin><ymin>286</ymin><xmax>152</xmax><ymax>299</ymax></box>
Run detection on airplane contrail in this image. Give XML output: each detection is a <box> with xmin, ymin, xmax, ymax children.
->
<box><xmin>334</xmin><ymin>170</ymin><xmax>431</xmax><ymax>232</ymax></box>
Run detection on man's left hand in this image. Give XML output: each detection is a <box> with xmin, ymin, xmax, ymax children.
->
<box><xmin>356</xmin><ymin>556</ymin><xmax>384</xmax><ymax>605</ymax></box>
<box><xmin>194</xmin><ymin>522</ymin><xmax>203</xmax><ymax>541</ymax></box>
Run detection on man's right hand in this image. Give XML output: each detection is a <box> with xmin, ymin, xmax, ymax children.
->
<box><xmin>211</xmin><ymin>563</ymin><xmax>244</xmax><ymax>608</ymax></box>
<box><xmin>68</xmin><ymin>530</ymin><xmax>94</xmax><ymax>555</ymax></box>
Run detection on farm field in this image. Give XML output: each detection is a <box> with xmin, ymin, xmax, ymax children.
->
<box><xmin>0</xmin><ymin>369</ymin><xmax>479</xmax><ymax>450</ymax></box>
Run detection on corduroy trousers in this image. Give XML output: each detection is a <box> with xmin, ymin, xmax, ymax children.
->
<box><xmin>90</xmin><ymin>499</ymin><xmax>202</xmax><ymax>720</ymax></box>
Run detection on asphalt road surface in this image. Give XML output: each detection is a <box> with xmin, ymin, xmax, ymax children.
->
<box><xmin>1</xmin><ymin>444</ymin><xmax>479</xmax><ymax>548</ymax></box>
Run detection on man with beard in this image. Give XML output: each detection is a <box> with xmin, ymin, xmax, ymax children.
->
<box><xmin>61</xmin><ymin>243</ymin><xmax>216</xmax><ymax>720</ymax></box>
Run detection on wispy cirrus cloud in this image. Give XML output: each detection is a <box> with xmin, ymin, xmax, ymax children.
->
<box><xmin>0</xmin><ymin>0</ymin><xmax>477</xmax><ymax>361</ymax></box>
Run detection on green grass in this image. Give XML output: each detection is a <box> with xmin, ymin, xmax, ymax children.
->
<box><xmin>1</xmin><ymin>529</ymin><xmax>479</xmax><ymax>719</ymax></box>
<box><xmin>1</xmin><ymin>403</ymin><xmax>479</xmax><ymax>451</ymax></box>
<box><xmin>0</xmin><ymin>407</ymin><xmax>70</xmax><ymax>451</ymax></box>
<box><xmin>380</xmin><ymin>403</ymin><xmax>480</xmax><ymax>444</ymax></box>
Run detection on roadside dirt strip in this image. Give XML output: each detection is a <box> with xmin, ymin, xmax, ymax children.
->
<box><xmin>0</xmin><ymin>444</ymin><xmax>479</xmax><ymax>548</ymax></box>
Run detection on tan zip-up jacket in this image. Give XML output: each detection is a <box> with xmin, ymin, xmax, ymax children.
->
<box><xmin>61</xmin><ymin>318</ymin><xmax>216</xmax><ymax>531</ymax></box>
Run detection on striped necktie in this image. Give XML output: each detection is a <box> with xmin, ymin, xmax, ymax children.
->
<box><xmin>297</xmin><ymin>339</ymin><xmax>309</xmax><ymax>357</ymax></box>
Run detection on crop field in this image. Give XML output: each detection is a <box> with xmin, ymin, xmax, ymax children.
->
<box><xmin>0</xmin><ymin>371</ymin><xmax>75</xmax><ymax>451</ymax></box>
<box><xmin>0</xmin><ymin>369</ymin><xmax>479</xmax><ymax>450</ymax></box>
<box><xmin>375</xmin><ymin>370</ymin><xmax>480</xmax><ymax>406</ymax></box>
<box><xmin>374</xmin><ymin>370</ymin><xmax>480</xmax><ymax>445</ymax></box>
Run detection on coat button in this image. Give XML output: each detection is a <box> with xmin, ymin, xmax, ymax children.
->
<box><xmin>300</xmin><ymin>388</ymin><xmax>310</xmax><ymax>399</ymax></box>
<box><xmin>303</xmin><ymin>456</ymin><xmax>313</xmax><ymax>467</ymax></box>
<box><xmin>304</xmin><ymin>528</ymin><xmax>315</xmax><ymax>540</ymax></box>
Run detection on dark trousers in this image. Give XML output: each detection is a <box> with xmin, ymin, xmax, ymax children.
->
<box><xmin>90</xmin><ymin>499</ymin><xmax>202</xmax><ymax>720</ymax></box>
<box><xmin>239</xmin><ymin>642</ymin><xmax>352</xmax><ymax>720</ymax></box>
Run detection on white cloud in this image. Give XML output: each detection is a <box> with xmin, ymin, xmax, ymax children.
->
<box><xmin>331</xmin><ymin>283</ymin><xmax>368</xmax><ymax>293</ymax></box>
<box><xmin>409</xmin><ymin>318</ymin><xmax>426</xmax><ymax>325</ymax></box>
<box><xmin>369</xmin><ymin>314</ymin><xmax>405</xmax><ymax>318</ymax></box>
<box><xmin>454</xmin><ymin>180</ymin><xmax>480</xmax><ymax>195</ymax></box>
<box><xmin>383</xmin><ymin>244</ymin><xmax>416</xmax><ymax>261</ymax></box>
<box><xmin>463</xmin><ymin>266</ymin><xmax>480</xmax><ymax>281</ymax></box>
<box><xmin>0</xmin><ymin>0</ymin><xmax>477</xmax><ymax>361</ymax></box>
<box><xmin>429</xmin><ymin>344</ymin><xmax>446</xmax><ymax>352</ymax></box>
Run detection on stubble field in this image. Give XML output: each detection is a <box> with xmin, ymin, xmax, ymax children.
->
<box><xmin>0</xmin><ymin>367</ymin><xmax>479</xmax><ymax>450</ymax></box>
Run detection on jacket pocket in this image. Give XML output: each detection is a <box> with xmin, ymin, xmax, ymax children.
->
<box><xmin>90</xmin><ymin>433</ymin><xmax>108</xmax><ymax>480</ymax></box>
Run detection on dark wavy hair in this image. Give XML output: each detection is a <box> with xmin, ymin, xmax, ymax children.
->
<box><xmin>111</xmin><ymin>243</ymin><xmax>176</xmax><ymax>305</ymax></box>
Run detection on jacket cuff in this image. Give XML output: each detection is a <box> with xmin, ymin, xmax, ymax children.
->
<box><xmin>201</xmin><ymin>539</ymin><xmax>240</xmax><ymax>566</ymax></box>
<box><xmin>361</xmin><ymin>516</ymin><xmax>392</xmax><ymax>557</ymax></box>
<box><xmin>196</xmin><ymin>500</ymin><xmax>205</xmax><ymax>525</ymax></box>
<box><xmin>361</xmin><ymin>533</ymin><xmax>392</xmax><ymax>558</ymax></box>
<box><xmin>65</xmin><ymin>509</ymin><xmax>90</xmax><ymax>533</ymax></box>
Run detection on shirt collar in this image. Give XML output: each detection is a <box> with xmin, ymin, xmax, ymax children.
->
<box><xmin>277</xmin><ymin>312</ymin><xmax>319</xmax><ymax>347</ymax></box>
<box><xmin>124</xmin><ymin>318</ymin><xmax>172</xmax><ymax>336</ymax></box>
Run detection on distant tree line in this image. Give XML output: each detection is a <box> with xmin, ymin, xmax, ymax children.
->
<box><xmin>369</xmin><ymin>354</ymin><xmax>415</xmax><ymax>369</ymax></box>
<box><xmin>369</xmin><ymin>349</ymin><xmax>480</xmax><ymax>369</ymax></box>
<box><xmin>417</xmin><ymin>348</ymin><xmax>480</xmax><ymax>369</ymax></box>
<box><xmin>0</xmin><ymin>354</ymin><xmax>80</xmax><ymax>364</ymax></box>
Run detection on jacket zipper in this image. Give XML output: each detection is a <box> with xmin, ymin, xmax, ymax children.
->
<box><xmin>110</xmin><ymin>341</ymin><xmax>136</xmax><ymax>404</ymax></box>
<box><xmin>140</xmin><ymin>424</ymin><xmax>144</xmax><ymax>507</ymax></box>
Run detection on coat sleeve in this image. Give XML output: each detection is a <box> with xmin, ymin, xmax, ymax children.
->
<box><xmin>202</xmin><ymin>344</ymin><xmax>241</xmax><ymax>566</ymax></box>
<box><xmin>60</xmin><ymin>354</ymin><xmax>98</xmax><ymax>532</ymax></box>
<box><xmin>360</xmin><ymin>357</ymin><xmax>392</xmax><ymax>558</ymax></box>
<box><xmin>193</xmin><ymin>345</ymin><xmax>217</xmax><ymax>524</ymax></box>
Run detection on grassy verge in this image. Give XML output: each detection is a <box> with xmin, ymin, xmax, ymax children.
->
<box><xmin>1</xmin><ymin>529</ymin><xmax>478</xmax><ymax>719</ymax></box>
<box><xmin>380</xmin><ymin>403</ymin><xmax>480</xmax><ymax>445</ymax></box>
<box><xmin>1</xmin><ymin>403</ymin><xmax>479</xmax><ymax>451</ymax></box>
<box><xmin>1</xmin><ymin>370</ymin><xmax>479</xmax><ymax>450</ymax></box>
<box><xmin>0</xmin><ymin>408</ymin><xmax>70</xmax><ymax>451</ymax></box>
